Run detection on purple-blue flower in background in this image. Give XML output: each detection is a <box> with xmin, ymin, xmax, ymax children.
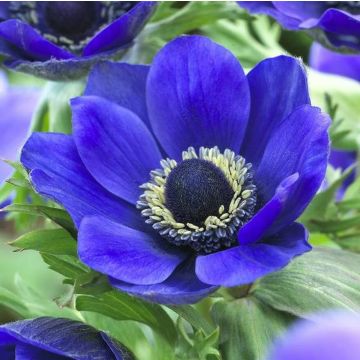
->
<box><xmin>0</xmin><ymin>71</ymin><xmax>38</xmax><ymax>187</ymax></box>
<box><xmin>310</xmin><ymin>42</ymin><xmax>360</xmax><ymax>81</ymax></box>
<box><xmin>0</xmin><ymin>317</ymin><xmax>134</xmax><ymax>359</ymax></box>
<box><xmin>268</xmin><ymin>311</ymin><xmax>360</xmax><ymax>360</ymax></box>
<box><xmin>0</xmin><ymin>2</ymin><xmax>156</xmax><ymax>80</ymax></box>
<box><xmin>310</xmin><ymin>42</ymin><xmax>359</xmax><ymax>199</ymax></box>
<box><xmin>238</xmin><ymin>2</ymin><xmax>360</xmax><ymax>52</ymax></box>
<box><xmin>21</xmin><ymin>35</ymin><xmax>330</xmax><ymax>305</ymax></box>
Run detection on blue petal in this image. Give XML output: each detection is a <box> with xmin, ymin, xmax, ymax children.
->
<box><xmin>83</xmin><ymin>2</ymin><xmax>157</xmax><ymax>56</ymax></box>
<box><xmin>85</xmin><ymin>62</ymin><xmax>151</xmax><ymax>128</ymax></box>
<box><xmin>78</xmin><ymin>216</ymin><xmax>187</xmax><ymax>285</ymax></box>
<box><xmin>0</xmin><ymin>86</ymin><xmax>39</xmax><ymax>185</ymax></box>
<box><xmin>196</xmin><ymin>223</ymin><xmax>310</xmax><ymax>287</ymax></box>
<box><xmin>300</xmin><ymin>9</ymin><xmax>360</xmax><ymax>51</ymax></box>
<box><xmin>110</xmin><ymin>259</ymin><xmax>218</xmax><ymax>305</ymax></box>
<box><xmin>269</xmin><ymin>312</ymin><xmax>360</xmax><ymax>360</ymax></box>
<box><xmin>310</xmin><ymin>42</ymin><xmax>360</xmax><ymax>81</ymax></box>
<box><xmin>273</xmin><ymin>2</ymin><xmax>328</xmax><ymax>21</ymax></box>
<box><xmin>255</xmin><ymin>105</ymin><xmax>330</xmax><ymax>233</ymax></box>
<box><xmin>16</xmin><ymin>344</ymin><xmax>67</xmax><ymax>359</ymax></box>
<box><xmin>0</xmin><ymin>317</ymin><xmax>119</xmax><ymax>359</ymax></box>
<box><xmin>0</xmin><ymin>19</ymin><xmax>73</xmax><ymax>61</ymax></box>
<box><xmin>147</xmin><ymin>35</ymin><xmax>250</xmax><ymax>160</ymax></box>
<box><xmin>238</xmin><ymin>2</ymin><xmax>301</xmax><ymax>30</ymax></box>
<box><xmin>21</xmin><ymin>133</ymin><xmax>145</xmax><ymax>231</ymax></box>
<box><xmin>238</xmin><ymin>173</ymin><xmax>299</xmax><ymax>245</ymax></box>
<box><xmin>72</xmin><ymin>96</ymin><xmax>162</xmax><ymax>205</ymax></box>
<box><xmin>241</xmin><ymin>55</ymin><xmax>310</xmax><ymax>167</ymax></box>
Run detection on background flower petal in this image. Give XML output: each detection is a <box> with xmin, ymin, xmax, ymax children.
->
<box><xmin>310</xmin><ymin>42</ymin><xmax>360</xmax><ymax>82</ymax></box>
<box><xmin>0</xmin><ymin>87</ymin><xmax>39</xmax><ymax>185</ymax></box>
<box><xmin>241</xmin><ymin>55</ymin><xmax>310</xmax><ymax>167</ymax></box>
<box><xmin>83</xmin><ymin>2</ymin><xmax>157</xmax><ymax>56</ymax></box>
<box><xmin>0</xmin><ymin>20</ymin><xmax>73</xmax><ymax>61</ymax></box>
<box><xmin>78</xmin><ymin>216</ymin><xmax>187</xmax><ymax>285</ymax></box>
<box><xmin>72</xmin><ymin>96</ymin><xmax>162</xmax><ymax>205</ymax></box>
<box><xmin>110</xmin><ymin>259</ymin><xmax>218</xmax><ymax>305</ymax></box>
<box><xmin>147</xmin><ymin>35</ymin><xmax>250</xmax><ymax>159</ymax></box>
<box><xmin>196</xmin><ymin>223</ymin><xmax>310</xmax><ymax>287</ymax></box>
<box><xmin>21</xmin><ymin>133</ymin><xmax>145</xmax><ymax>231</ymax></box>
<box><xmin>0</xmin><ymin>317</ymin><xmax>119</xmax><ymax>359</ymax></box>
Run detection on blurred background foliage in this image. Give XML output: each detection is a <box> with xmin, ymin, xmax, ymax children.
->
<box><xmin>0</xmin><ymin>2</ymin><xmax>359</xmax><ymax>359</ymax></box>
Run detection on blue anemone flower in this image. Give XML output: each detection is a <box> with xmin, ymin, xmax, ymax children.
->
<box><xmin>0</xmin><ymin>317</ymin><xmax>133</xmax><ymax>359</ymax></box>
<box><xmin>238</xmin><ymin>2</ymin><xmax>360</xmax><ymax>52</ymax></box>
<box><xmin>21</xmin><ymin>35</ymin><xmax>330</xmax><ymax>305</ymax></box>
<box><xmin>0</xmin><ymin>2</ymin><xmax>156</xmax><ymax>80</ymax></box>
<box><xmin>268</xmin><ymin>312</ymin><xmax>360</xmax><ymax>360</ymax></box>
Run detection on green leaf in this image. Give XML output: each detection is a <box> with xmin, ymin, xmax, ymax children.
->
<box><xmin>3</xmin><ymin>204</ymin><xmax>76</xmax><ymax>237</ymax></box>
<box><xmin>41</xmin><ymin>253</ymin><xmax>89</xmax><ymax>279</ymax></box>
<box><xmin>169</xmin><ymin>304</ymin><xmax>215</xmax><ymax>335</ymax></box>
<box><xmin>252</xmin><ymin>248</ymin><xmax>360</xmax><ymax>317</ymax></box>
<box><xmin>309</xmin><ymin>215</ymin><xmax>360</xmax><ymax>233</ymax></box>
<box><xmin>300</xmin><ymin>165</ymin><xmax>355</xmax><ymax>226</ymax></box>
<box><xmin>75</xmin><ymin>290</ymin><xmax>177</xmax><ymax>346</ymax></box>
<box><xmin>0</xmin><ymin>287</ymin><xmax>30</xmax><ymax>318</ymax></box>
<box><xmin>212</xmin><ymin>297</ymin><xmax>293</xmax><ymax>360</ymax></box>
<box><xmin>9</xmin><ymin>228</ymin><xmax>77</xmax><ymax>256</ymax></box>
<box><xmin>309</xmin><ymin>233</ymin><xmax>341</xmax><ymax>249</ymax></box>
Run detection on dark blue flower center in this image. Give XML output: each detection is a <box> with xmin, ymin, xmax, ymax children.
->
<box><xmin>44</xmin><ymin>2</ymin><xmax>98</xmax><ymax>41</ymax></box>
<box><xmin>9</xmin><ymin>1</ymin><xmax>138</xmax><ymax>53</ymax></box>
<box><xmin>165</xmin><ymin>159</ymin><xmax>234</xmax><ymax>226</ymax></box>
<box><xmin>327</xmin><ymin>1</ymin><xmax>360</xmax><ymax>14</ymax></box>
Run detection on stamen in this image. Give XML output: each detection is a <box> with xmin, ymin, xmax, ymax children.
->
<box><xmin>137</xmin><ymin>147</ymin><xmax>257</xmax><ymax>254</ymax></box>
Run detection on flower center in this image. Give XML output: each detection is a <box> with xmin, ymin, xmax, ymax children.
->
<box><xmin>165</xmin><ymin>159</ymin><xmax>234</xmax><ymax>226</ymax></box>
<box><xmin>327</xmin><ymin>1</ymin><xmax>360</xmax><ymax>14</ymax></box>
<box><xmin>8</xmin><ymin>1</ymin><xmax>138</xmax><ymax>53</ymax></box>
<box><xmin>137</xmin><ymin>147</ymin><xmax>257</xmax><ymax>254</ymax></box>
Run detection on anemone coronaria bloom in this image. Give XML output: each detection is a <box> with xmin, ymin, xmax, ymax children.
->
<box><xmin>21</xmin><ymin>36</ymin><xmax>330</xmax><ymax>304</ymax></box>
<box><xmin>0</xmin><ymin>2</ymin><xmax>156</xmax><ymax>80</ymax></box>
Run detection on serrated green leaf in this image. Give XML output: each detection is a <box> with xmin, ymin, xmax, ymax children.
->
<box><xmin>41</xmin><ymin>253</ymin><xmax>89</xmax><ymax>279</ymax></box>
<box><xmin>212</xmin><ymin>297</ymin><xmax>293</xmax><ymax>360</ymax></box>
<box><xmin>3</xmin><ymin>204</ymin><xmax>76</xmax><ymax>237</ymax></box>
<box><xmin>9</xmin><ymin>228</ymin><xmax>77</xmax><ymax>256</ymax></box>
<box><xmin>252</xmin><ymin>248</ymin><xmax>360</xmax><ymax>317</ymax></box>
<box><xmin>76</xmin><ymin>290</ymin><xmax>177</xmax><ymax>346</ymax></box>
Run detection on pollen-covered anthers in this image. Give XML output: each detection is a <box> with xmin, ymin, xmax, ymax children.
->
<box><xmin>137</xmin><ymin>146</ymin><xmax>257</xmax><ymax>254</ymax></box>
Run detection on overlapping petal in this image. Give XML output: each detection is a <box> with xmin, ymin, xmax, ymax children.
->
<box><xmin>71</xmin><ymin>95</ymin><xmax>162</xmax><ymax>204</ymax></box>
<box><xmin>147</xmin><ymin>35</ymin><xmax>250</xmax><ymax>159</ymax></box>
<box><xmin>21</xmin><ymin>133</ymin><xmax>145</xmax><ymax>231</ymax></box>
<box><xmin>78</xmin><ymin>216</ymin><xmax>187</xmax><ymax>285</ymax></box>
<box><xmin>85</xmin><ymin>62</ymin><xmax>151</xmax><ymax>128</ymax></box>
<box><xmin>196</xmin><ymin>223</ymin><xmax>310</xmax><ymax>287</ymax></box>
